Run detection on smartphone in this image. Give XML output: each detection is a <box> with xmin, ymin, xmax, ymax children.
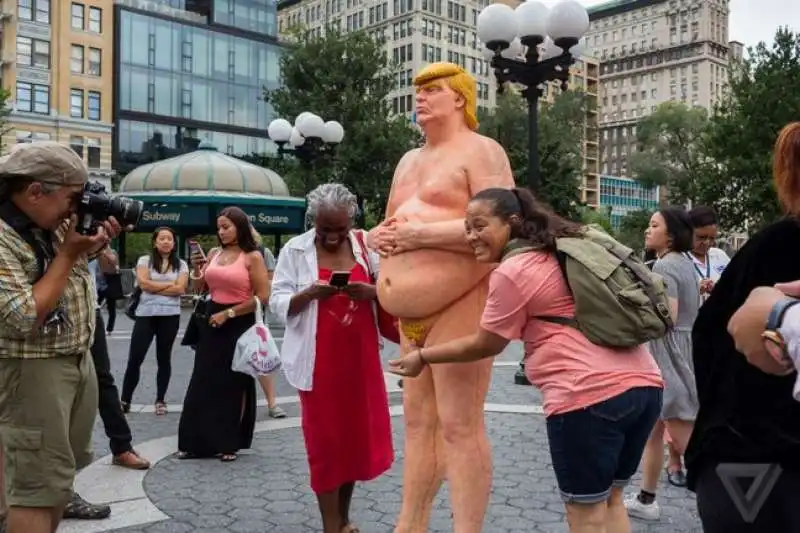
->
<box><xmin>329</xmin><ymin>271</ymin><xmax>351</xmax><ymax>288</ymax></box>
<box><xmin>188</xmin><ymin>239</ymin><xmax>205</xmax><ymax>259</ymax></box>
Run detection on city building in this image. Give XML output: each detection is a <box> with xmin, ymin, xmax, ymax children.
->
<box><xmin>276</xmin><ymin>0</ymin><xmax>497</xmax><ymax>118</ymax></box>
<box><xmin>729</xmin><ymin>39</ymin><xmax>744</xmax><ymax>62</ymax></box>
<box><xmin>1</xmin><ymin>0</ymin><xmax>115</xmax><ymax>181</ymax></box>
<box><xmin>599</xmin><ymin>174</ymin><xmax>659</xmax><ymax>231</ymax></box>
<box><xmin>112</xmin><ymin>0</ymin><xmax>282</xmax><ymax>175</ymax></box>
<box><xmin>585</xmin><ymin>0</ymin><xmax>731</xmax><ymax>178</ymax></box>
<box><xmin>276</xmin><ymin>0</ymin><xmax>600</xmax><ymax>205</ymax></box>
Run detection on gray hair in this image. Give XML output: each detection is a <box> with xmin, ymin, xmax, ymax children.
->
<box><xmin>305</xmin><ymin>183</ymin><xmax>358</xmax><ymax>226</ymax></box>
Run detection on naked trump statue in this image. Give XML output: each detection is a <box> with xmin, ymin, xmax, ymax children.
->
<box><xmin>367</xmin><ymin>62</ymin><xmax>514</xmax><ymax>532</ymax></box>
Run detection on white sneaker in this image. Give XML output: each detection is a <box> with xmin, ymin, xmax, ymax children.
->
<box><xmin>624</xmin><ymin>492</ymin><xmax>661</xmax><ymax>521</ymax></box>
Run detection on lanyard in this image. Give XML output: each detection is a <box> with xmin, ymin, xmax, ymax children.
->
<box><xmin>686</xmin><ymin>252</ymin><xmax>711</xmax><ymax>280</ymax></box>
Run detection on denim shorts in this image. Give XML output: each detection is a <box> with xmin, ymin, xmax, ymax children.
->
<box><xmin>546</xmin><ymin>386</ymin><xmax>662</xmax><ymax>504</ymax></box>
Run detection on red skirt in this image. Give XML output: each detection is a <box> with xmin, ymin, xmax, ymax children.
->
<box><xmin>299</xmin><ymin>264</ymin><xmax>394</xmax><ymax>493</ymax></box>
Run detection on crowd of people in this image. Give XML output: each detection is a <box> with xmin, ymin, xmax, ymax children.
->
<box><xmin>0</xmin><ymin>62</ymin><xmax>799</xmax><ymax>533</ymax></box>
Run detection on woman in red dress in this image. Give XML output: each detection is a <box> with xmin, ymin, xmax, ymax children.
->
<box><xmin>270</xmin><ymin>183</ymin><xmax>394</xmax><ymax>533</ymax></box>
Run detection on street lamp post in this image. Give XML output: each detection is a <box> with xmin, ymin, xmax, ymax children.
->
<box><xmin>267</xmin><ymin>112</ymin><xmax>345</xmax><ymax>193</ymax></box>
<box><xmin>477</xmin><ymin>0</ymin><xmax>589</xmax><ymax>385</ymax></box>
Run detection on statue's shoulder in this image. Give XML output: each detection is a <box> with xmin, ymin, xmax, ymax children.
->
<box><xmin>463</xmin><ymin>131</ymin><xmax>507</xmax><ymax>157</ymax></box>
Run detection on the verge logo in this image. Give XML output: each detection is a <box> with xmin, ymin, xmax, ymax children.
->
<box><xmin>716</xmin><ymin>463</ymin><xmax>782</xmax><ymax>523</ymax></box>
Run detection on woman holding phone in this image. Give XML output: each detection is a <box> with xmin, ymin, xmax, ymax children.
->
<box><xmin>177</xmin><ymin>206</ymin><xmax>269</xmax><ymax>462</ymax></box>
<box><xmin>270</xmin><ymin>183</ymin><xmax>393</xmax><ymax>533</ymax></box>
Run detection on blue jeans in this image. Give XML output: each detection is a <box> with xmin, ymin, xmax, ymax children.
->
<box><xmin>546</xmin><ymin>386</ymin><xmax>663</xmax><ymax>504</ymax></box>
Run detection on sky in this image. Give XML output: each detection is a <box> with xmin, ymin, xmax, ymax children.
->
<box><xmin>569</xmin><ymin>0</ymin><xmax>800</xmax><ymax>49</ymax></box>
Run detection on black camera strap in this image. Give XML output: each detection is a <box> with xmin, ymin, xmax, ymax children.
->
<box><xmin>0</xmin><ymin>200</ymin><xmax>66</xmax><ymax>332</ymax></box>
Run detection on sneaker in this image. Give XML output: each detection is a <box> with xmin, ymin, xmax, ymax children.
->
<box><xmin>268</xmin><ymin>406</ymin><xmax>287</xmax><ymax>418</ymax></box>
<box><xmin>624</xmin><ymin>492</ymin><xmax>661</xmax><ymax>521</ymax></box>
<box><xmin>62</xmin><ymin>492</ymin><xmax>111</xmax><ymax>520</ymax></box>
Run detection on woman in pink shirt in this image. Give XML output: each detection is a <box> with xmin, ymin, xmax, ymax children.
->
<box><xmin>389</xmin><ymin>187</ymin><xmax>664</xmax><ymax>533</ymax></box>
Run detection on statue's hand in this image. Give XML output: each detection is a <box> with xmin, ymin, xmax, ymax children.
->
<box><xmin>370</xmin><ymin>217</ymin><xmax>398</xmax><ymax>258</ymax></box>
<box><xmin>391</xmin><ymin>221</ymin><xmax>424</xmax><ymax>255</ymax></box>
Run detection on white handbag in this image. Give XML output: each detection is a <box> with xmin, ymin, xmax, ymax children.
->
<box><xmin>231</xmin><ymin>297</ymin><xmax>282</xmax><ymax>377</ymax></box>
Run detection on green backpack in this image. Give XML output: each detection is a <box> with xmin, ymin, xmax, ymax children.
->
<box><xmin>502</xmin><ymin>224</ymin><xmax>673</xmax><ymax>348</ymax></box>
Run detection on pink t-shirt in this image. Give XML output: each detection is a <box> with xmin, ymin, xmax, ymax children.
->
<box><xmin>481</xmin><ymin>252</ymin><xmax>664</xmax><ymax>417</ymax></box>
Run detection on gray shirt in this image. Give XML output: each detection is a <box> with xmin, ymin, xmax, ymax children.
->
<box><xmin>262</xmin><ymin>247</ymin><xmax>276</xmax><ymax>272</ymax></box>
<box><xmin>136</xmin><ymin>255</ymin><xmax>188</xmax><ymax>317</ymax></box>
<box><xmin>88</xmin><ymin>259</ymin><xmax>100</xmax><ymax>310</ymax></box>
<box><xmin>653</xmin><ymin>252</ymin><xmax>700</xmax><ymax>331</ymax></box>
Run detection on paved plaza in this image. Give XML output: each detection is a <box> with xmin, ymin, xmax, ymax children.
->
<box><xmin>58</xmin><ymin>311</ymin><xmax>703</xmax><ymax>533</ymax></box>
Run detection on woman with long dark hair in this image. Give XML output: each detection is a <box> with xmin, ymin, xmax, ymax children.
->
<box><xmin>625</xmin><ymin>207</ymin><xmax>700</xmax><ymax>520</ymax></box>
<box><xmin>120</xmin><ymin>226</ymin><xmax>188</xmax><ymax>415</ymax></box>
<box><xmin>389</xmin><ymin>187</ymin><xmax>663</xmax><ymax>533</ymax></box>
<box><xmin>177</xmin><ymin>206</ymin><xmax>269</xmax><ymax>462</ymax></box>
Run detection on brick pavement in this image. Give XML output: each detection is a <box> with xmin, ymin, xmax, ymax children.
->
<box><xmin>61</xmin><ymin>312</ymin><xmax>703</xmax><ymax>533</ymax></box>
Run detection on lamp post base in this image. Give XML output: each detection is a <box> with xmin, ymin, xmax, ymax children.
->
<box><xmin>514</xmin><ymin>361</ymin><xmax>531</xmax><ymax>385</ymax></box>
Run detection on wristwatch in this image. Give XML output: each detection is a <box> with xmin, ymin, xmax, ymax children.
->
<box><xmin>761</xmin><ymin>297</ymin><xmax>800</xmax><ymax>366</ymax></box>
<box><xmin>226</xmin><ymin>308</ymin><xmax>236</xmax><ymax>319</ymax></box>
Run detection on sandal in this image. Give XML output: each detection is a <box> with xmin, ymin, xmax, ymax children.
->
<box><xmin>155</xmin><ymin>402</ymin><xmax>167</xmax><ymax>416</ymax></box>
<box><xmin>218</xmin><ymin>453</ymin><xmax>237</xmax><ymax>462</ymax></box>
<box><xmin>341</xmin><ymin>525</ymin><xmax>360</xmax><ymax>533</ymax></box>
<box><xmin>666</xmin><ymin>466</ymin><xmax>687</xmax><ymax>487</ymax></box>
<box><xmin>62</xmin><ymin>492</ymin><xmax>111</xmax><ymax>520</ymax></box>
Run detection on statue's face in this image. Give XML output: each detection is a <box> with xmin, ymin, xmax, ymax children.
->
<box><xmin>415</xmin><ymin>80</ymin><xmax>464</xmax><ymax>128</ymax></box>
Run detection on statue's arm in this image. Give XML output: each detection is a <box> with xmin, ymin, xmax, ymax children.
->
<box><xmin>411</xmin><ymin>139</ymin><xmax>515</xmax><ymax>253</ymax></box>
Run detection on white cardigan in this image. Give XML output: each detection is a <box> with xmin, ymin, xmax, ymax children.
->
<box><xmin>269</xmin><ymin>229</ymin><xmax>381</xmax><ymax>391</ymax></box>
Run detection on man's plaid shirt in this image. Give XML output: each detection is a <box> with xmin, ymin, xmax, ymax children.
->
<box><xmin>0</xmin><ymin>218</ymin><xmax>95</xmax><ymax>358</ymax></box>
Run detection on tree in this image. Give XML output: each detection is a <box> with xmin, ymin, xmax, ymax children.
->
<box><xmin>616</xmin><ymin>208</ymin><xmax>652</xmax><ymax>253</ymax></box>
<box><xmin>695</xmin><ymin>28</ymin><xmax>800</xmax><ymax>232</ymax></box>
<box><xmin>579</xmin><ymin>205</ymin><xmax>613</xmax><ymax>234</ymax></box>
<box><xmin>629</xmin><ymin>101</ymin><xmax>710</xmax><ymax>205</ymax></box>
<box><xmin>479</xmin><ymin>89</ymin><xmax>587</xmax><ymax>219</ymax></box>
<box><xmin>264</xmin><ymin>27</ymin><xmax>420</xmax><ymax>222</ymax></box>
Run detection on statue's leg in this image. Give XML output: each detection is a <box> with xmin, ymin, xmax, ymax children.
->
<box><xmin>428</xmin><ymin>281</ymin><xmax>493</xmax><ymax>533</ymax></box>
<box><xmin>395</xmin><ymin>354</ymin><xmax>444</xmax><ymax>533</ymax></box>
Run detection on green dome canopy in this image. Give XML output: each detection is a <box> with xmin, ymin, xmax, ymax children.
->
<box><xmin>119</xmin><ymin>141</ymin><xmax>289</xmax><ymax>197</ymax></box>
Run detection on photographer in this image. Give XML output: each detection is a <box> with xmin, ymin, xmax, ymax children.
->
<box><xmin>0</xmin><ymin>142</ymin><xmax>125</xmax><ymax>533</ymax></box>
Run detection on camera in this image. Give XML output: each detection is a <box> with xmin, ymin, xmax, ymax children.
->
<box><xmin>77</xmin><ymin>181</ymin><xmax>144</xmax><ymax>235</ymax></box>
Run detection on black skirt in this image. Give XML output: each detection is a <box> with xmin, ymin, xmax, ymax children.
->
<box><xmin>177</xmin><ymin>301</ymin><xmax>257</xmax><ymax>456</ymax></box>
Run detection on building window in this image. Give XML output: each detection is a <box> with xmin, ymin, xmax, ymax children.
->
<box><xmin>16</xmin><ymin>37</ymin><xmax>50</xmax><ymax>69</ymax></box>
<box><xmin>18</xmin><ymin>0</ymin><xmax>49</xmax><ymax>23</ymax></box>
<box><xmin>70</xmin><ymin>136</ymin><xmax>84</xmax><ymax>159</ymax></box>
<box><xmin>88</xmin><ymin>48</ymin><xmax>101</xmax><ymax>75</ymax></box>
<box><xmin>70</xmin><ymin>89</ymin><xmax>83</xmax><ymax>118</ymax></box>
<box><xmin>87</xmin><ymin>138</ymin><xmax>101</xmax><ymax>168</ymax></box>
<box><xmin>87</xmin><ymin>91</ymin><xmax>101</xmax><ymax>120</ymax></box>
<box><xmin>71</xmin><ymin>2</ymin><xmax>84</xmax><ymax>30</ymax></box>
<box><xmin>71</xmin><ymin>45</ymin><xmax>84</xmax><ymax>73</ymax></box>
<box><xmin>16</xmin><ymin>82</ymin><xmax>49</xmax><ymax>114</ymax></box>
<box><xmin>88</xmin><ymin>7</ymin><xmax>101</xmax><ymax>32</ymax></box>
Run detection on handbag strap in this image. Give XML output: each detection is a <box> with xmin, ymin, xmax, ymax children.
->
<box><xmin>353</xmin><ymin>230</ymin><xmax>375</xmax><ymax>282</ymax></box>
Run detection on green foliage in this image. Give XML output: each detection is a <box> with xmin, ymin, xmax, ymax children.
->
<box><xmin>615</xmin><ymin>208</ymin><xmax>653</xmax><ymax>253</ymax></box>
<box><xmin>695</xmin><ymin>27</ymin><xmax>800</xmax><ymax>232</ymax></box>
<box><xmin>629</xmin><ymin>101</ymin><xmax>710</xmax><ymax>205</ymax></box>
<box><xmin>478</xmin><ymin>89</ymin><xmax>586</xmax><ymax>219</ymax></box>
<box><xmin>579</xmin><ymin>206</ymin><xmax>614</xmax><ymax>235</ymax></box>
<box><xmin>264</xmin><ymin>26</ymin><xmax>420</xmax><ymax>223</ymax></box>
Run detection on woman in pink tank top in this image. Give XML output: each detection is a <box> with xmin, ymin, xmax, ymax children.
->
<box><xmin>177</xmin><ymin>206</ymin><xmax>269</xmax><ymax>462</ymax></box>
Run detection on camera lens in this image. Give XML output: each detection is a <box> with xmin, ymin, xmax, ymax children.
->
<box><xmin>108</xmin><ymin>196</ymin><xmax>143</xmax><ymax>227</ymax></box>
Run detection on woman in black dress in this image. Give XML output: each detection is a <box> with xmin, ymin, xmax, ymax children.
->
<box><xmin>177</xmin><ymin>206</ymin><xmax>270</xmax><ymax>462</ymax></box>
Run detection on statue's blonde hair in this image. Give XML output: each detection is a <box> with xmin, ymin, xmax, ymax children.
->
<box><xmin>413</xmin><ymin>62</ymin><xmax>478</xmax><ymax>131</ymax></box>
